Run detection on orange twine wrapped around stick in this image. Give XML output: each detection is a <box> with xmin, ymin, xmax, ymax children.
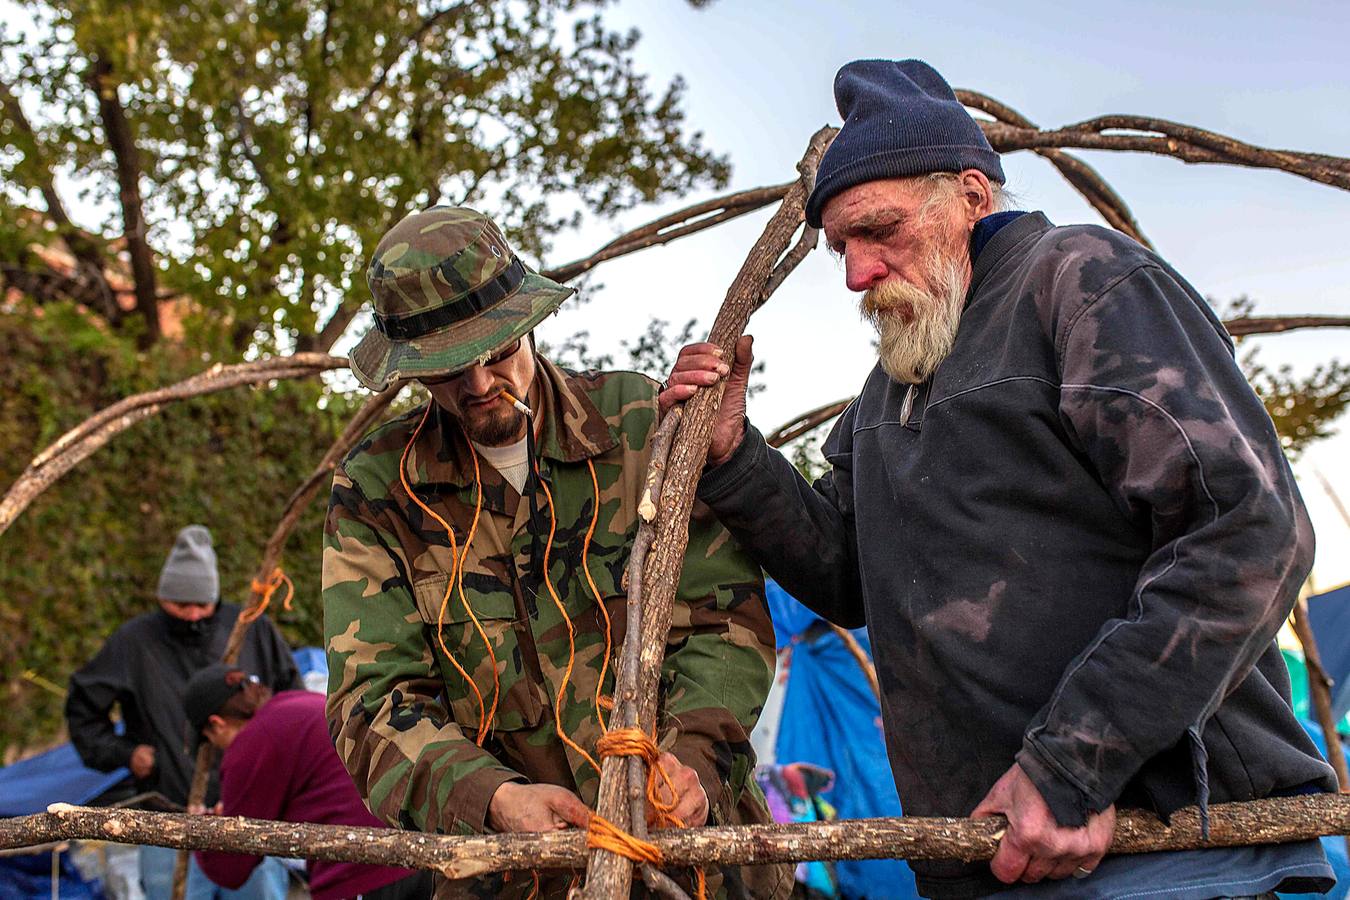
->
<box><xmin>240</xmin><ymin>567</ymin><xmax>293</xmax><ymax>623</ymax></box>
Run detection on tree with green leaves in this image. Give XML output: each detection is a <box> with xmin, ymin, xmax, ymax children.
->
<box><xmin>1</xmin><ymin>0</ymin><xmax>727</xmax><ymax>354</ymax></box>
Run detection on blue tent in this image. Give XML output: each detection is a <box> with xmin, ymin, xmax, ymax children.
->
<box><xmin>1307</xmin><ymin>585</ymin><xmax>1350</xmax><ymax>725</ymax></box>
<box><xmin>767</xmin><ymin>581</ymin><xmax>920</xmax><ymax>899</ymax></box>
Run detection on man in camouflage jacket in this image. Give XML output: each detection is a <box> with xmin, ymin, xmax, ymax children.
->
<box><xmin>323</xmin><ymin>206</ymin><xmax>789</xmax><ymax>898</ymax></box>
<box><xmin>664</xmin><ymin>61</ymin><xmax>1338</xmax><ymax>899</ymax></box>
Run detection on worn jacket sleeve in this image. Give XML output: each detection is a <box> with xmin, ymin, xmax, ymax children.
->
<box><xmin>65</xmin><ymin>637</ymin><xmax>139</xmax><ymax>773</ymax></box>
<box><xmin>697</xmin><ymin>419</ymin><xmax>865</xmax><ymax>627</ymax></box>
<box><xmin>324</xmin><ymin>468</ymin><xmax>524</xmax><ymax>835</ymax></box>
<box><xmin>1018</xmin><ymin>262</ymin><xmax>1314</xmax><ymax>825</ymax></box>
<box><xmin>661</xmin><ymin>506</ymin><xmax>777</xmax><ymax>824</ymax></box>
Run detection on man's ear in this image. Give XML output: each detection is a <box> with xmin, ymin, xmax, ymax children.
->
<box><xmin>957</xmin><ymin>169</ymin><xmax>995</xmax><ymax>223</ymax></box>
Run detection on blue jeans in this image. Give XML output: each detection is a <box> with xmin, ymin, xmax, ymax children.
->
<box><xmin>138</xmin><ymin>845</ymin><xmax>288</xmax><ymax>900</ymax></box>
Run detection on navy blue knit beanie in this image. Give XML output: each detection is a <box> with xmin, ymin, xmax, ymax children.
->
<box><xmin>805</xmin><ymin>59</ymin><xmax>1005</xmax><ymax>228</ymax></box>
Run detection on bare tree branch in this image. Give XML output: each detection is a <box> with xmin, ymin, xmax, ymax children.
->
<box><xmin>1</xmin><ymin>77</ymin><xmax>119</xmax><ymax>320</ymax></box>
<box><xmin>0</xmin><ymin>355</ymin><xmax>347</xmax><ymax>538</ymax></box>
<box><xmin>11</xmin><ymin>794</ymin><xmax>1350</xmax><ymax>876</ymax></box>
<box><xmin>1224</xmin><ymin>315</ymin><xmax>1350</xmax><ymax>337</ymax></box>
<box><xmin>981</xmin><ymin>118</ymin><xmax>1350</xmax><ymax>191</ymax></box>
<box><xmin>542</xmin><ymin>183</ymin><xmax>793</xmax><ymax>284</ymax></box>
<box><xmin>583</xmin><ymin>125</ymin><xmax>836</xmax><ymax>899</ymax></box>
<box><xmin>87</xmin><ymin>55</ymin><xmax>160</xmax><ymax>346</ymax></box>
<box><xmin>956</xmin><ymin>90</ymin><xmax>1152</xmax><ymax>248</ymax></box>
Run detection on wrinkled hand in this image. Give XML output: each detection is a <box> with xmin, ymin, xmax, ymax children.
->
<box><xmin>129</xmin><ymin>744</ymin><xmax>156</xmax><ymax>780</ymax></box>
<box><xmin>658</xmin><ymin>336</ymin><xmax>754</xmax><ymax>466</ymax></box>
<box><xmin>971</xmin><ymin>763</ymin><xmax>1115</xmax><ymax>884</ymax></box>
<box><xmin>647</xmin><ymin>752</ymin><xmax>709</xmax><ymax>828</ymax></box>
<box><xmin>487</xmin><ymin>782</ymin><xmax>590</xmax><ymax>833</ymax></box>
<box><xmin>188</xmin><ymin>801</ymin><xmax>223</xmax><ymax>816</ymax></box>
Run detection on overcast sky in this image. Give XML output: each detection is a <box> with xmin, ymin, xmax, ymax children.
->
<box><xmin>533</xmin><ymin>0</ymin><xmax>1350</xmax><ymax>589</ymax></box>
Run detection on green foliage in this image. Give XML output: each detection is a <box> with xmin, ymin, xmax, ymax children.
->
<box><xmin>1</xmin><ymin>0</ymin><xmax>728</xmax><ymax>355</ymax></box>
<box><xmin>0</xmin><ymin>304</ymin><xmax>360</xmax><ymax>757</ymax></box>
<box><xmin>1244</xmin><ymin>350</ymin><xmax>1350</xmax><ymax>459</ymax></box>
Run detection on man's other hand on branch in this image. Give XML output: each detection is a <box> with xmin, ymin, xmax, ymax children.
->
<box><xmin>659</xmin><ymin>335</ymin><xmax>754</xmax><ymax>465</ymax></box>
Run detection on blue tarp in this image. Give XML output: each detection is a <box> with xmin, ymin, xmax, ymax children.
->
<box><xmin>1308</xmin><ymin>585</ymin><xmax>1350</xmax><ymax>725</ymax></box>
<box><xmin>0</xmin><ymin>739</ymin><xmax>128</xmax><ymax>818</ymax></box>
<box><xmin>768</xmin><ymin>581</ymin><xmax>920</xmax><ymax>899</ymax></box>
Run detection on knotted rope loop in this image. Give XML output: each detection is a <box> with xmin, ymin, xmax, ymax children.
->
<box><xmin>240</xmin><ymin>567</ymin><xmax>293</xmax><ymax>623</ymax></box>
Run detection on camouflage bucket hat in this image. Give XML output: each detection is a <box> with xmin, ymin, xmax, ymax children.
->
<box><xmin>349</xmin><ymin>206</ymin><xmax>575</xmax><ymax>390</ymax></box>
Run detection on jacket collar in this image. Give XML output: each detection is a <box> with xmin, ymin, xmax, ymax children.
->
<box><xmin>403</xmin><ymin>355</ymin><xmax>620</xmax><ymax>490</ymax></box>
<box><xmin>968</xmin><ymin>210</ymin><xmax>1052</xmax><ymax>299</ymax></box>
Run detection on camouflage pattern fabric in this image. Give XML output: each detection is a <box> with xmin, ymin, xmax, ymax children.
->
<box><xmin>349</xmin><ymin>206</ymin><xmax>574</xmax><ymax>391</ymax></box>
<box><xmin>324</xmin><ymin>356</ymin><xmax>791</xmax><ymax>899</ymax></box>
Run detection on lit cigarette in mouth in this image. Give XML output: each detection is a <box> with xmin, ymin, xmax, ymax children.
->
<box><xmin>500</xmin><ymin>390</ymin><xmax>533</xmax><ymax>417</ymax></box>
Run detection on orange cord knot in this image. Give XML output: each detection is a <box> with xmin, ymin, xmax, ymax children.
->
<box><xmin>596</xmin><ymin>727</ymin><xmax>683</xmax><ymax>828</ymax></box>
<box><xmin>586</xmin><ymin>814</ymin><xmax>664</xmax><ymax>866</ymax></box>
<box><xmin>240</xmin><ymin>567</ymin><xmax>293</xmax><ymax>623</ymax></box>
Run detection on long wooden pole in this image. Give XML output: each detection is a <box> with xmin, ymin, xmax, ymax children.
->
<box><xmin>581</xmin><ymin>125</ymin><xmax>836</xmax><ymax>898</ymax></box>
<box><xmin>14</xmin><ymin>795</ymin><xmax>1350</xmax><ymax>878</ymax></box>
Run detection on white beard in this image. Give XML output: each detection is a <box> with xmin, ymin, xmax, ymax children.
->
<box><xmin>860</xmin><ymin>248</ymin><xmax>969</xmax><ymax>385</ymax></box>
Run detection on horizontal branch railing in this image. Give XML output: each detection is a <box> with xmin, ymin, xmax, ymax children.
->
<box><xmin>7</xmin><ymin>794</ymin><xmax>1350</xmax><ymax>879</ymax></box>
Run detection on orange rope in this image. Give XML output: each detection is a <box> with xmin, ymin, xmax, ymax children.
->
<box><xmin>536</xmin><ymin>473</ymin><xmax>603</xmax><ymax>775</ymax></box>
<box><xmin>456</xmin><ymin>440</ymin><xmax>500</xmax><ymax>742</ymax></box>
<box><xmin>586</xmin><ymin>814</ymin><xmax>664</xmax><ymax>866</ymax></box>
<box><xmin>240</xmin><ymin>567</ymin><xmax>293</xmax><ymax>623</ymax></box>
<box><xmin>596</xmin><ymin>728</ymin><xmax>682</xmax><ymax>828</ymax></box>
<box><xmin>581</xmin><ymin>459</ymin><xmax>614</xmax><ymax>730</ymax></box>
<box><xmin>398</xmin><ymin>405</ymin><xmax>490</xmax><ymax>742</ymax></box>
<box><xmin>593</xmin><ymin>727</ymin><xmax>709</xmax><ymax>899</ymax></box>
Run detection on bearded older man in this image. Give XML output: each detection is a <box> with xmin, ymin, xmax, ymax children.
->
<box><xmin>662</xmin><ymin>59</ymin><xmax>1337</xmax><ymax>899</ymax></box>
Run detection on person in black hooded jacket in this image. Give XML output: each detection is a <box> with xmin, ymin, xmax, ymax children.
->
<box><xmin>65</xmin><ymin>524</ymin><xmax>300</xmax><ymax>899</ymax></box>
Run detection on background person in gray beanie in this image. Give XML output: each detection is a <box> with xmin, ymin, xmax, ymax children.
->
<box><xmin>66</xmin><ymin>524</ymin><xmax>301</xmax><ymax>900</ymax></box>
<box><xmin>662</xmin><ymin>58</ymin><xmax>1337</xmax><ymax>898</ymax></box>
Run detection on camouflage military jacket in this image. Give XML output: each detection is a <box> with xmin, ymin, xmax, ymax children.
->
<box><xmin>324</xmin><ymin>357</ymin><xmax>789</xmax><ymax>898</ymax></box>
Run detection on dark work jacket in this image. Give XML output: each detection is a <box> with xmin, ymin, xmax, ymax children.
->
<box><xmin>699</xmin><ymin>212</ymin><xmax>1336</xmax><ymax>898</ymax></box>
<box><xmin>65</xmin><ymin>602</ymin><xmax>300</xmax><ymax>806</ymax></box>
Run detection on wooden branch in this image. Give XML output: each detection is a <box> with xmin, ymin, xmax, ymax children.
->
<box><xmin>1291</xmin><ymin>595</ymin><xmax>1350</xmax><ymax>860</ymax></box>
<box><xmin>1223</xmin><ymin>315</ymin><xmax>1350</xmax><ymax>337</ymax></box>
<box><xmin>827</xmin><ymin>623</ymin><xmax>880</xmax><ymax>702</ymax></box>
<box><xmin>87</xmin><ymin>55</ymin><xmax>160</xmax><ymax>346</ymax></box>
<box><xmin>765</xmin><ymin>398</ymin><xmax>854</xmax><ymax>449</ymax></box>
<box><xmin>955</xmin><ymin>89</ymin><xmax>1152</xmax><ymax>249</ymax></box>
<box><xmin>581</xmin><ymin>125</ymin><xmax>837</xmax><ymax>899</ymax></box>
<box><xmin>0</xmin><ymin>355</ymin><xmax>347</xmax><ymax>538</ymax></box>
<box><xmin>760</xmin><ymin>225</ymin><xmax>820</xmax><ymax>305</ymax></box>
<box><xmin>980</xmin><ymin>119</ymin><xmax>1350</xmax><ymax>192</ymax></box>
<box><xmin>12</xmin><ymin>795</ymin><xmax>1350</xmax><ymax>876</ymax></box>
<box><xmin>541</xmin><ymin>183</ymin><xmax>792</xmax><ymax>284</ymax></box>
<box><xmin>1292</xmin><ymin>597</ymin><xmax>1348</xmax><ymax>791</ymax></box>
<box><xmin>1</xmin><ymin>79</ymin><xmax>121</xmax><ymax>321</ymax></box>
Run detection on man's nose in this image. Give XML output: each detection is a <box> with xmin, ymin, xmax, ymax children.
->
<box><xmin>460</xmin><ymin>364</ymin><xmax>495</xmax><ymax>395</ymax></box>
<box><xmin>844</xmin><ymin>248</ymin><xmax>887</xmax><ymax>293</ymax></box>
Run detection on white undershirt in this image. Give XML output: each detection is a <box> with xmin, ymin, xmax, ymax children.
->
<box><xmin>471</xmin><ymin>437</ymin><xmax>530</xmax><ymax>493</ymax></box>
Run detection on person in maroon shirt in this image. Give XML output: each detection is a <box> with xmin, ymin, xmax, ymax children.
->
<box><xmin>185</xmin><ymin>665</ymin><xmax>432</xmax><ymax>900</ymax></box>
